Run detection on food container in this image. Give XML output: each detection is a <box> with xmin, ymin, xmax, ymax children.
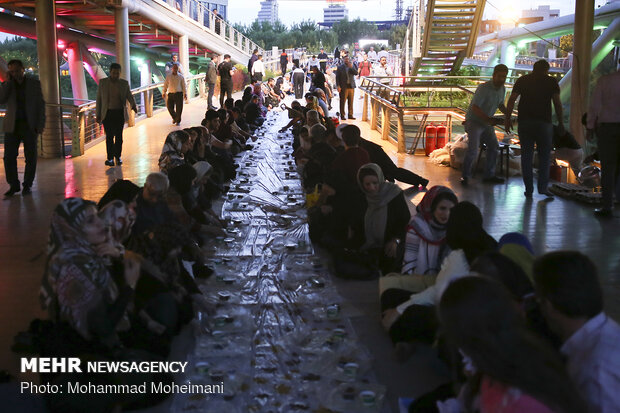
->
<box><xmin>359</xmin><ymin>390</ymin><xmax>376</xmax><ymax>407</ymax></box>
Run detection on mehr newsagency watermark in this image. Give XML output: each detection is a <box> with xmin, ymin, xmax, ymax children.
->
<box><xmin>20</xmin><ymin>357</ymin><xmax>224</xmax><ymax>395</ymax></box>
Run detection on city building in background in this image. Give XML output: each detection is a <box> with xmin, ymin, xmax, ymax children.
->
<box><xmin>258</xmin><ymin>0</ymin><xmax>279</xmax><ymax>24</ymax></box>
<box><xmin>323</xmin><ymin>1</ymin><xmax>349</xmax><ymax>24</ymax></box>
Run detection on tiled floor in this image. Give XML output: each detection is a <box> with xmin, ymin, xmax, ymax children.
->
<box><xmin>0</xmin><ymin>90</ymin><xmax>619</xmax><ymax>412</ymax></box>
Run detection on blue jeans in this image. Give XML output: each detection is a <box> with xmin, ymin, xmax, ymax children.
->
<box><xmin>518</xmin><ymin>120</ymin><xmax>553</xmax><ymax>194</ymax></box>
<box><xmin>596</xmin><ymin>123</ymin><xmax>620</xmax><ymax>209</ymax></box>
<box><xmin>463</xmin><ymin>121</ymin><xmax>497</xmax><ymax>179</ymax></box>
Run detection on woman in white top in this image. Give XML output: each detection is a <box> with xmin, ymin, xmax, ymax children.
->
<box><xmin>381</xmin><ymin>201</ymin><xmax>497</xmax><ymax>345</ymax></box>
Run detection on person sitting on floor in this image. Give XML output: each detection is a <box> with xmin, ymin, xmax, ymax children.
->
<box><xmin>401</xmin><ymin>186</ymin><xmax>457</xmax><ymax>275</ymax></box>
<box><xmin>158</xmin><ymin>130</ymin><xmax>193</xmax><ymax>173</ymax></box>
<box><xmin>351</xmin><ymin>163</ymin><xmax>411</xmax><ymax>274</ymax></box>
<box><xmin>330</xmin><ymin>124</ymin><xmax>370</xmax><ymax>186</ymax></box>
<box><xmin>381</xmin><ymin>201</ymin><xmax>496</xmax><ymax>346</ymax></box>
<box><xmin>244</xmin><ymin>94</ymin><xmax>265</xmax><ymax>129</ymax></box>
<box><xmin>533</xmin><ymin>251</ymin><xmax>620</xmax><ymax>413</ymax></box>
<box><xmin>437</xmin><ymin>276</ymin><xmax>586</xmax><ymax>413</ymax></box>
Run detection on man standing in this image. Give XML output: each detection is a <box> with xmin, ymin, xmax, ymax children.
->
<box><xmin>292</xmin><ymin>48</ymin><xmax>301</xmax><ymax>68</ymax></box>
<box><xmin>96</xmin><ymin>63</ymin><xmax>137</xmax><ymax>167</ymax></box>
<box><xmin>506</xmin><ymin>60</ymin><xmax>563</xmax><ymax>198</ymax></box>
<box><xmin>292</xmin><ymin>65</ymin><xmax>305</xmax><ymax>99</ymax></box>
<box><xmin>218</xmin><ymin>54</ymin><xmax>234</xmax><ymax>108</ymax></box>
<box><xmin>251</xmin><ymin>54</ymin><xmax>265</xmax><ymax>82</ymax></box>
<box><xmin>461</xmin><ymin>64</ymin><xmax>509</xmax><ymax>185</ymax></box>
<box><xmin>336</xmin><ymin>56</ymin><xmax>358</xmax><ymax>120</ymax></box>
<box><xmin>212</xmin><ymin>8</ymin><xmax>221</xmax><ymax>35</ymax></box>
<box><xmin>318</xmin><ymin>48</ymin><xmax>328</xmax><ymax>73</ymax></box>
<box><xmin>279</xmin><ymin>49</ymin><xmax>288</xmax><ymax>74</ymax></box>
<box><xmin>248</xmin><ymin>49</ymin><xmax>258</xmax><ymax>81</ymax></box>
<box><xmin>373</xmin><ymin>56</ymin><xmax>393</xmax><ymax>84</ymax></box>
<box><xmin>0</xmin><ymin>59</ymin><xmax>45</xmax><ymax>196</ymax></box>
<box><xmin>165</xmin><ymin>53</ymin><xmax>183</xmax><ymax>77</ymax></box>
<box><xmin>205</xmin><ymin>56</ymin><xmax>218</xmax><ymax>110</ymax></box>
<box><xmin>367</xmin><ymin>46</ymin><xmax>377</xmax><ymax>62</ymax></box>
<box><xmin>377</xmin><ymin>46</ymin><xmax>389</xmax><ymax>60</ymax></box>
<box><xmin>163</xmin><ymin>63</ymin><xmax>187</xmax><ymax>126</ymax></box>
<box><xmin>586</xmin><ymin>59</ymin><xmax>620</xmax><ymax>217</ymax></box>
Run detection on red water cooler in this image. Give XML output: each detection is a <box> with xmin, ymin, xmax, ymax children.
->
<box><xmin>425</xmin><ymin>123</ymin><xmax>437</xmax><ymax>156</ymax></box>
<box><xmin>436</xmin><ymin>124</ymin><xmax>448</xmax><ymax>149</ymax></box>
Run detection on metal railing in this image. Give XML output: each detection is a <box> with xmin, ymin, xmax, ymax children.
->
<box><xmin>36</xmin><ymin>73</ymin><xmax>206</xmax><ymax>156</ymax></box>
<box><xmin>163</xmin><ymin>0</ymin><xmax>262</xmax><ymax>57</ymax></box>
<box><xmin>359</xmin><ymin>75</ymin><xmax>518</xmax><ymax>153</ymax></box>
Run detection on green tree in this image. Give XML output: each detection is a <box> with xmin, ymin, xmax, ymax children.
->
<box><xmin>332</xmin><ymin>18</ymin><xmax>379</xmax><ymax>46</ymax></box>
<box><xmin>388</xmin><ymin>24</ymin><xmax>408</xmax><ymax>49</ymax></box>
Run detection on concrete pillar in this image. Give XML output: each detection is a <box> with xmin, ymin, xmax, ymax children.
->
<box><xmin>179</xmin><ymin>35</ymin><xmax>191</xmax><ymax>98</ymax></box>
<box><xmin>382</xmin><ymin>107</ymin><xmax>390</xmax><ymax>141</ymax></box>
<box><xmin>140</xmin><ymin>60</ymin><xmax>153</xmax><ymax>117</ymax></box>
<box><xmin>397</xmin><ymin>111</ymin><xmax>406</xmax><ymax>153</ymax></box>
<box><xmin>81</xmin><ymin>44</ymin><xmax>107</xmax><ymax>84</ymax></box>
<box><xmin>569</xmin><ymin>0</ymin><xmax>595</xmax><ymax>146</ymax></box>
<box><xmin>485</xmin><ymin>45</ymin><xmax>500</xmax><ymax>68</ymax></box>
<box><xmin>114</xmin><ymin>7</ymin><xmax>131</xmax><ymax>85</ymax></box>
<box><xmin>559</xmin><ymin>17</ymin><xmax>620</xmax><ymax>102</ymax></box>
<box><xmin>35</xmin><ymin>0</ymin><xmax>62</xmax><ymax>158</ymax></box>
<box><xmin>115</xmin><ymin>6</ymin><xmax>133</xmax><ymax>126</ymax></box>
<box><xmin>66</xmin><ymin>42</ymin><xmax>88</xmax><ymax>103</ymax></box>
<box><xmin>500</xmin><ymin>41</ymin><xmax>517</xmax><ymax>69</ymax></box>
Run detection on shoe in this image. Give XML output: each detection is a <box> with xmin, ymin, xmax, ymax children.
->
<box><xmin>538</xmin><ymin>190</ymin><xmax>554</xmax><ymax>198</ymax></box>
<box><xmin>172</xmin><ymin>120</ymin><xmax>177</xmax><ymax>125</ymax></box>
<box><xmin>22</xmin><ymin>186</ymin><xmax>31</xmax><ymax>195</ymax></box>
<box><xmin>482</xmin><ymin>176</ymin><xmax>505</xmax><ymax>184</ymax></box>
<box><xmin>105</xmin><ymin>159</ymin><xmax>115</xmax><ymax>167</ymax></box>
<box><xmin>348</xmin><ymin>116</ymin><xmax>356</xmax><ymax>120</ymax></box>
<box><xmin>4</xmin><ymin>186</ymin><xmax>20</xmax><ymax>196</ymax></box>
<box><xmin>420</xmin><ymin>178</ymin><xmax>429</xmax><ymax>189</ymax></box>
<box><xmin>594</xmin><ymin>208</ymin><xmax>613</xmax><ymax>217</ymax></box>
<box><xmin>115</xmin><ymin>158</ymin><xmax>123</xmax><ymax>166</ymax></box>
<box><xmin>460</xmin><ymin>177</ymin><xmax>469</xmax><ymax>186</ymax></box>
<box><xmin>340</xmin><ymin>116</ymin><xmax>346</xmax><ymax>120</ymax></box>
<box><xmin>524</xmin><ymin>191</ymin><xmax>533</xmax><ymax>199</ymax></box>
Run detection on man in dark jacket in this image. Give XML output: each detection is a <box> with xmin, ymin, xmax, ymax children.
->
<box><xmin>280</xmin><ymin>50</ymin><xmax>288</xmax><ymax>75</ymax></box>
<box><xmin>336</xmin><ymin>56</ymin><xmax>358</xmax><ymax>120</ymax></box>
<box><xmin>247</xmin><ymin>49</ymin><xmax>259</xmax><ymax>84</ymax></box>
<box><xmin>358</xmin><ymin>134</ymin><xmax>428</xmax><ymax>188</ymax></box>
<box><xmin>0</xmin><ymin>59</ymin><xmax>45</xmax><ymax>196</ymax></box>
<box><xmin>206</xmin><ymin>56</ymin><xmax>218</xmax><ymax>110</ymax></box>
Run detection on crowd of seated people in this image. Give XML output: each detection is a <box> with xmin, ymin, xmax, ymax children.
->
<box><xmin>279</xmin><ymin>94</ymin><xmax>620</xmax><ymax>412</ymax></box>
<box><xmin>15</xmin><ymin>62</ymin><xmax>620</xmax><ymax>413</ymax></box>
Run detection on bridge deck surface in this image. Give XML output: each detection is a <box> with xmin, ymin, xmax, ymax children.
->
<box><xmin>0</xmin><ymin>92</ymin><xmax>619</xmax><ymax>412</ymax></box>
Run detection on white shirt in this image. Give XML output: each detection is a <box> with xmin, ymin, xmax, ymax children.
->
<box><xmin>163</xmin><ymin>73</ymin><xmax>186</xmax><ymax>94</ymax></box>
<box><xmin>367</xmin><ymin>50</ymin><xmax>378</xmax><ymax>61</ymax></box>
<box><xmin>587</xmin><ymin>71</ymin><xmax>620</xmax><ymax>129</ymax></box>
<box><xmin>252</xmin><ymin>60</ymin><xmax>265</xmax><ymax>75</ymax></box>
<box><xmin>561</xmin><ymin>312</ymin><xmax>620</xmax><ymax>413</ymax></box>
<box><xmin>293</xmin><ymin>50</ymin><xmax>302</xmax><ymax>60</ymax></box>
<box><xmin>308</xmin><ymin>58</ymin><xmax>319</xmax><ymax>68</ymax></box>
<box><xmin>373</xmin><ymin>63</ymin><xmax>393</xmax><ymax>84</ymax></box>
<box><xmin>396</xmin><ymin>249</ymin><xmax>470</xmax><ymax>313</ymax></box>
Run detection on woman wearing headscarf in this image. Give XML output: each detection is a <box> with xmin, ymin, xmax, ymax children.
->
<box><xmin>381</xmin><ymin>201</ymin><xmax>497</xmax><ymax>345</ymax></box>
<box><xmin>356</xmin><ymin>163</ymin><xmax>411</xmax><ymax>273</ymax></box>
<box><xmin>158</xmin><ymin>130</ymin><xmax>192</xmax><ymax>173</ymax></box>
<box><xmin>41</xmin><ymin>198</ymin><xmax>139</xmax><ymax>347</ymax></box>
<box><xmin>379</xmin><ymin>186</ymin><xmax>457</xmax><ymax>295</ymax></box>
<box><xmin>37</xmin><ymin>199</ymin><xmax>174</xmax><ymax>412</ymax></box>
<box><xmin>98</xmin><ymin>200</ymin><xmax>178</xmax><ymax>355</ymax></box>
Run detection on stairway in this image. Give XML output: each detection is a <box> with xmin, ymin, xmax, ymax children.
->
<box><xmin>412</xmin><ymin>0</ymin><xmax>486</xmax><ymax>76</ymax></box>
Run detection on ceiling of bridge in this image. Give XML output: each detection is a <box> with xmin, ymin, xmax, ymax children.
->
<box><xmin>0</xmin><ymin>0</ymin><xmax>217</xmax><ymax>66</ymax></box>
